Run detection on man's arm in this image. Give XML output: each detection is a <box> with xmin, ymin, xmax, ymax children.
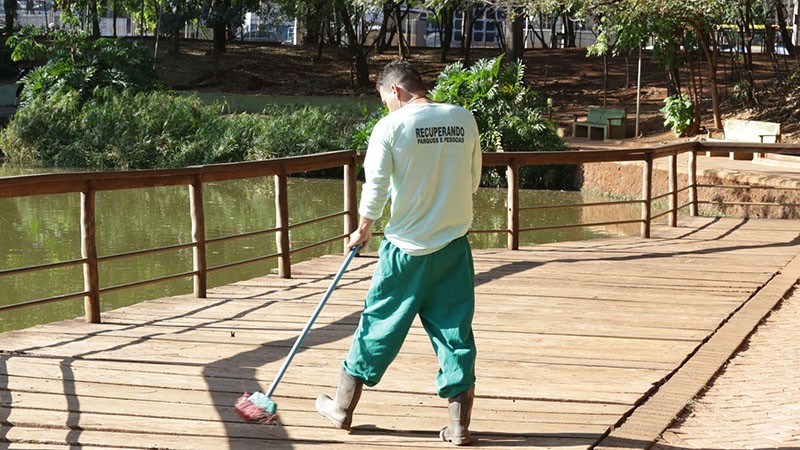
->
<box><xmin>347</xmin><ymin>217</ymin><xmax>374</xmax><ymax>250</ymax></box>
<box><xmin>360</xmin><ymin>121</ymin><xmax>393</xmax><ymax>219</ymax></box>
<box><xmin>471</xmin><ymin>117</ymin><xmax>482</xmax><ymax>193</ymax></box>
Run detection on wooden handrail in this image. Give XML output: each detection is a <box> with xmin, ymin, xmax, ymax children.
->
<box><xmin>519</xmin><ymin>199</ymin><xmax>642</xmax><ymax>211</ymax></box>
<box><xmin>3</xmin><ymin>141</ymin><xmax>800</xmax><ymax>323</ymax></box>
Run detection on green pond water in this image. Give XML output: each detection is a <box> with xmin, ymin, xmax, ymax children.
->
<box><xmin>0</xmin><ymin>169</ymin><xmax>641</xmax><ymax>333</ymax></box>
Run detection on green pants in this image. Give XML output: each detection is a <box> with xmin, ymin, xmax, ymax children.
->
<box><xmin>343</xmin><ymin>235</ymin><xmax>476</xmax><ymax>399</ymax></box>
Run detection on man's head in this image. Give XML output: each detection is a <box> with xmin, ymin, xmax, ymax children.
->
<box><xmin>376</xmin><ymin>61</ymin><xmax>425</xmax><ymax>112</ymax></box>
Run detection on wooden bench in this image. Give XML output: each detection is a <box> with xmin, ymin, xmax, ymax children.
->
<box><xmin>573</xmin><ymin>107</ymin><xmax>627</xmax><ymax>140</ymax></box>
<box><xmin>706</xmin><ymin>118</ymin><xmax>782</xmax><ymax>160</ymax></box>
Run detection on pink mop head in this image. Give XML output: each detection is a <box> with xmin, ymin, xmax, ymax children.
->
<box><xmin>234</xmin><ymin>391</ymin><xmax>279</xmax><ymax>425</ymax></box>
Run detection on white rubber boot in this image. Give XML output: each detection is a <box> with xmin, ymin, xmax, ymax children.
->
<box><xmin>315</xmin><ymin>368</ymin><xmax>363</xmax><ymax>431</ymax></box>
<box><xmin>439</xmin><ymin>385</ymin><xmax>474</xmax><ymax>446</ymax></box>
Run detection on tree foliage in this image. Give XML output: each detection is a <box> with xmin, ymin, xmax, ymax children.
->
<box><xmin>429</xmin><ymin>55</ymin><xmax>571</xmax><ymax>189</ymax></box>
<box><xmin>7</xmin><ymin>26</ymin><xmax>160</xmax><ymax>105</ymax></box>
<box><xmin>584</xmin><ymin>0</ymin><xmax>799</xmax><ymax>135</ymax></box>
<box><xmin>0</xmin><ymin>90</ymin><xmax>358</xmax><ymax>168</ymax></box>
<box><xmin>429</xmin><ymin>55</ymin><xmax>564</xmax><ymax>154</ymax></box>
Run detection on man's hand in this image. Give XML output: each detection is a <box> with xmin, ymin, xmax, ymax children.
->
<box><xmin>348</xmin><ymin>218</ymin><xmax>374</xmax><ymax>251</ymax></box>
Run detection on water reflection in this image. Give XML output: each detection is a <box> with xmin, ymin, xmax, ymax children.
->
<box><xmin>0</xmin><ymin>175</ymin><xmax>639</xmax><ymax>332</ymax></box>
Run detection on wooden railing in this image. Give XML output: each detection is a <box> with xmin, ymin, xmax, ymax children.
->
<box><xmin>0</xmin><ymin>151</ymin><xmax>361</xmax><ymax>321</ymax></box>
<box><xmin>694</xmin><ymin>142</ymin><xmax>800</xmax><ymax>212</ymax></box>
<box><xmin>1</xmin><ymin>141</ymin><xmax>799</xmax><ymax>322</ymax></box>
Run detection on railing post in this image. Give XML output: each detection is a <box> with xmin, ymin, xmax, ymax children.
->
<box><xmin>344</xmin><ymin>153</ymin><xmax>359</xmax><ymax>253</ymax></box>
<box><xmin>669</xmin><ymin>151</ymin><xmax>678</xmax><ymax>227</ymax></box>
<box><xmin>275</xmin><ymin>171</ymin><xmax>291</xmax><ymax>278</ymax></box>
<box><xmin>507</xmin><ymin>159</ymin><xmax>520</xmax><ymax>250</ymax></box>
<box><xmin>689</xmin><ymin>149</ymin><xmax>698</xmax><ymax>216</ymax></box>
<box><xmin>641</xmin><ymin>154</ymin><xmax>653</xmax><ymax>238</ymax></box>
<box><xmin>81</xmin><ymin>182</ymin><xmax>101</xmax><ymax>323</ymax></box>
<box><xmin>189</xmin><ymin>174</ymin><xmax>207</xmax><ymax>298</ymax></box>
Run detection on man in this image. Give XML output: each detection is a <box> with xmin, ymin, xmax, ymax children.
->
<box><xmin>315</xmin><ymin>60</ymin><xmax>482</xmax><ymax>446</ymax></box>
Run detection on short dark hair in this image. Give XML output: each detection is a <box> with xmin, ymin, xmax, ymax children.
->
<box><xmin>376</xmin><ymin>60</ymin><xmax>424</xmax><ymax>93</ymax></box>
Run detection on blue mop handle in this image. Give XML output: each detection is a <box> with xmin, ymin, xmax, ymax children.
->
<box><xmin>265</xmin><ymin>243</ymin><xmax>361</xmax><ymax>397</ymax></box>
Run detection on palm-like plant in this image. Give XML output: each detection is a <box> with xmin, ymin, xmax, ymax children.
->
<box><xmin>429</xmin><ymin>55</ymin><xmax>564</xmax><ymax>154</ymax></box>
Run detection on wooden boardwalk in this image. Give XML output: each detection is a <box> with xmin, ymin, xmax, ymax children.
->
<box><xmin>2</xmin><ymin>216</ymin><xmax>800</xmax><ymax>450</ymax></box>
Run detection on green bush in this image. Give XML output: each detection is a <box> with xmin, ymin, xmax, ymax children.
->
<box><xmin>428</xmin><ymin>55</ymin><xmax>571</xmax><ymax>189</ymax></box>
<box><xmin>429</xmin><ymin>56</ymin><xmax>565</xmax><ymax>154</ymax></box>
<box><xmin>8</xmin><ymin>27</ymin><xmax>159</xmax><ymax>104</ymax></box>
<box><xmin>660</xmin><ymin>95</ymin><xmax>695</xmax><ymax>137</ymax></box>
<box><xmin>246</xmin><ymin>105</ymin><xmax>354</xmax><ymax>160</ymax></box>
<box><xmin>350</xmin><ymin>106</ymin><xmax>388</xmax><ymax>151</ymax></box>
<box><xmin>0</xmin><ymin>90</ymin><xmax>357</xmax><ymax>169</ymax></box>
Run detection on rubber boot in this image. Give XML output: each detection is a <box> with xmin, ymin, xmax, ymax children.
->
<box><xmin>315</xmin><ymin>368</ymin><xmax>363</xmax><ymax>431</ymax></box>
<box><xmin>439</xmin><ymin>385</ymin><xmax>474</xmax><ymax>446</ymax></box>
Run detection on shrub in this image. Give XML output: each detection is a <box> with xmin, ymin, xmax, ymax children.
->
<box><xmin>0</xmin><ymin>90</ymin><xmax>358</xmax><ymax>169</ymax></box>
<box><xmin>7</xmin><ymin>26</ymin><xmax>160</xmax><ymax>105</ymax></box>
<box><xmin>246</xmin><ymin>105</ymin><xmax>354</xmax><ymax>160</ymax></box>
<box><xmin>428</xmin><ymin>55</ymin><xmax>571</xmax><ymax>189</ymax></box>
<box><xmin>3</xmin><ymin>90</ymin><xmax>217</xmax><ymax>168</ymax></box>
<box><xmin>660</xmin><ymin>95</ymin><xmax>694</xmax><ymax>137</ymax></box>
<box><xmin>350</xmin><ymin>106</ymin><xmax>388</xmax><ymax>151</ymax></box>
<box><xmin>429</xmin><ymin>56</ymin><xmax>565</xmax><ymax>154</ymax></box>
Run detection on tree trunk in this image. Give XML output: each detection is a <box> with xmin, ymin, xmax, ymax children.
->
<box><xmin>464</xmin><ymin>7</ymin><xmax>473</xmax><ymax>65</ymax></box>
<box><xmin>774</xmin><ymin>0</ymin><xmax>795</xmax><ymax>56</ymax></box>
<box><xmin>506</xmin><ymin>8</ymin><xmax>525</xmax><ymax>62</ymax></box>
<box><xmin>3</xmin><ymin>0</ymin><xmax>16</xmax><ymax>35</ymax></box>
<box><xmin>684</xmin><ymin>48</ymin><xmax>702</xmax><ymax>137</ymax></box>
<box><xmin>392</xmin><ymin>2</ymin><xmax>409</xmax><ymax>59</ymax></box>
<box><xmin>564</xmin><ymin>12</ymin><xmax>576</xmax><ymax>47</ymax></box>
<box><xmin>696</xmin><ymin>25</ymin><xmax>723</xmax><ymax>130</ymax></box>
<box><xmin>91</xmin><ymin>0</ymin><xmax>101</xmax><ymax>37</ymax></box>
<box><xmin>762</xmin><ymin>0</ymin><xmax>782</xmax><ymax>80</ymax></box>
<box><xmin>112</xmin><ymin>2</ymin><xmax>118</xmax><ymax>37</ymax></box>
<box><xmin>439</xmin><ymin>5</ymin><xmax>454</xmax><ymax>63</ymax></box>
<box><xmin>549</xmin><ymin>10</ymin><xmax>560</xmax><ymax>48</ymax></box>
<box><xmin>376</xmin><ymin>2</ymin><xmax>392</xmax><ymax>53</ymax></box>
<box><xmin>602</xmin><ymin>53</ymin><xmax>608</xmax><ymax>107</ymax></box>
<box><xmin>336</xmin><ymin>2</ymin><xmax>370</xmax><ymax>87</ymax></box>
<box><xmin>740</xmin><ymin>3</ymin><xmax>757</xmax><ymax>103</ymax></box>
<box><xmin>533</xmin><ymin>13</ymin><xmax>548</xmax><ymax>48</ymax></box>
<box><xmin>213</xmin><ymin>23</ymin><xmax>226</xmax><ymax>56</ymax></box>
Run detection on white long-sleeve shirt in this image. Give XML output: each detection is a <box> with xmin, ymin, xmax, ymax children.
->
<box><xmin>359</xmin><ymin>102</ymin><xmax>482</xmax><ymax>256</ymax></box>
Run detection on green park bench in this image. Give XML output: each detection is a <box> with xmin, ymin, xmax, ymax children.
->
<box><xmin>572</xmin><ymin>107</ymin><xmax>627</xmax><ymax>140</ymax></box>
<box><xmin>706</xmin><ymin>118</ymin><xmax>782</xmax><ymax>160</ymax></box>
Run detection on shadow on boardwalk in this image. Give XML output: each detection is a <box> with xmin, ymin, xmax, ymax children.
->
<box><xmin>1</xmin><ymin>217</ymin><xmax>799</xmax><ymax>449</ymax></box>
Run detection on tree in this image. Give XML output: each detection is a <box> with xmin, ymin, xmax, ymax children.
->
<box><xmin>204</xmin><ymin>0</ymin><xmax>239</xmax><ymax>57</ymax></box>
<box><xmin>160</xmin><ymin>0</ymin><xmax>203</xmax><ymax>54</ymax></box>
<box><xmin>3</xmin><ymin>0</ymin><xmax>17</xmax><ymax>35</ymax></box>
<box><xmin>426</xmin><ymin>0</ymin><xmax>458</xmax><ymax>62</ymax></box>
<box><xmin>335</xmin><ymin>0</ymin><xmax>383</xmax><ymax>86</ymax></box>
<box><xmin>585</xmin><ymin>0</ymin><xmax>738</xmax><ymax>134</ymax></box>
<box><xmin>58</xmin><ymin>0</ymin><xmax>104</xmax><ymax>37</ymax></box>
<box><xmin>506</xmin><ymin>6</ymin><xmax>525</xmax><ymax>61</ymax></box>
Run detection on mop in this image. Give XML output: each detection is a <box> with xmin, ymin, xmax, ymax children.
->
<box><xmin>234</xmin><ymin>243</ymin><xmax>361</xmax><ymax>425</ymax></box>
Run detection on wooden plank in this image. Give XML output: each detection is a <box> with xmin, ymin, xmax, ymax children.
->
<box><xmin>595</xmin><ymin>252</ymin><xmax>800</xmax><ymax>450</ymax></box>
<box><xmin>0</xmin><ymin>425</ymin><xmax>598</xmax><ymax>450</ymax></box>
<box><xmin>2</xmin><ymin>218</ymin><xmax>800</xmax><ymax>449</ymax></box>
